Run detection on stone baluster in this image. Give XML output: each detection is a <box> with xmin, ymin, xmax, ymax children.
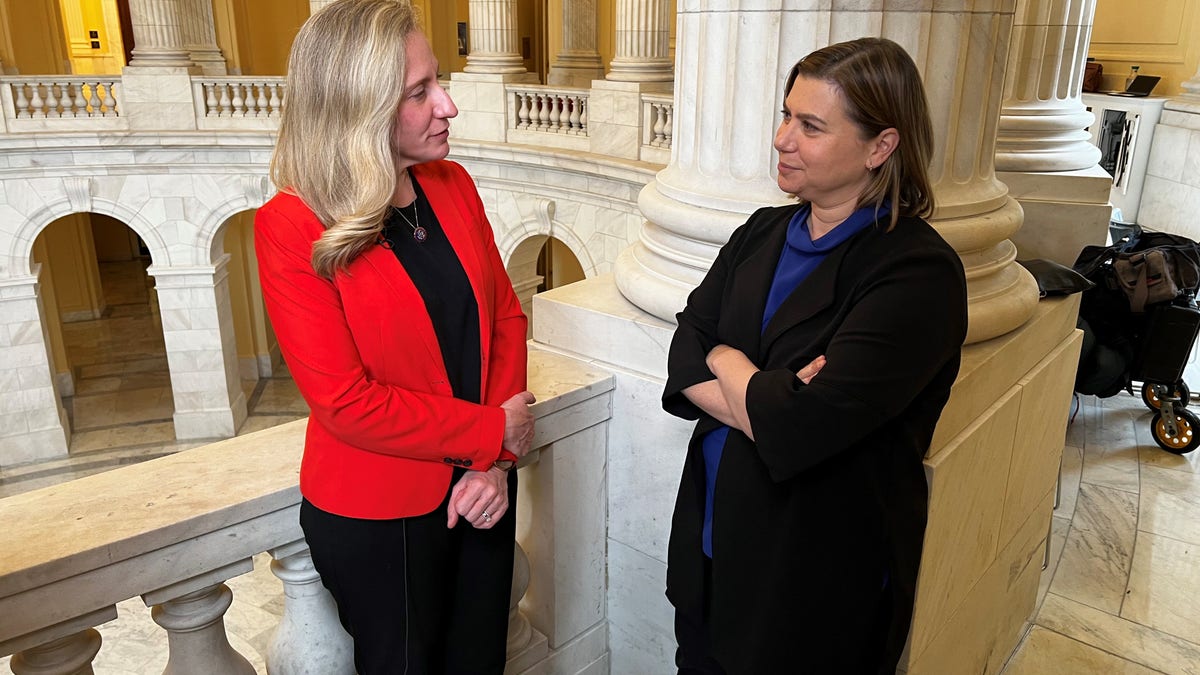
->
<box><xmin>548</xmin><ymin>0</ymin><xmax>604</xmax><ymax>87</ymax></box>
<box><xmin>607</xmin><ymin>0</ymin><xmax>672</xmax><ymax>83</ymax></box>
<box><xmin>995</xmin><ymin>0</ymin><xmax>1112</xmax><ymax>266</ymax></box>
<box><xmin>267</xmin><ymin>541</ymin><xmax>355</xmax><ymax>674</ymax></box>
<box><xmin>126</xmin><ymin>0</ymin><xmax>193</xmax><ymax>68</ymax></box>
<box><xmin>179</xmin><ymin>0</ymin><xmax>227</xmax><ymax>75</ymax></box>
<box><xmin>144</xmin><ymin>563</ymin><xmax>256</xmax><ymax>675</ymax></box>
<box><xmin>507</xmin><ymin>543</ymin><xmax>535</xmax><ymax>652</ymax></box>
<box><xmin>8</xmin><ymin>625</ymin><xmax>107</xmax><ymax>675</ymax></box>
<box><xmin>464</xmin><ymin>0</ymin><xmax>526</xmax><ymax>74</ymax></box>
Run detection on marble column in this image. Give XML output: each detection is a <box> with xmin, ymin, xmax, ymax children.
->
<box><xmin>179</xmin><ymin>0</ymin><xmax>228</xmax><ymax>75</ymax></box>
<box><xmin>309</xmin><ymin>0</ymin><xmax>336</xmax><ymax>14</ymax></box>
<box><xmin>464</xmin><ymin>0</ymin><xmax>526</xmax><ymax>74</ymax></box>
<box><xmin>606</xmin><ymin>0</ymin><xmax>673</xmax><ymax>83</ymax></box>
<box><xmin>547</xmin><ymin>0</ymin><xmax>605</xmax><ymax>87</ymax></box>
<box><xmin>613</xmin><ymin>4</ymin><xmax>793</xmax><ymax>321</ymax></box>
<box><xmin>616</xmin><ymin>2</ymin><xmax>1038</xmax><ymax>344</ymax></box>
<box><xmin>0</xmin><ymin>271</ymin><xmax>71</xmax><ymax>466</ymax></box>
<box><xmin>996</xmin><ymin>0</ymin><xmax>1099</xmax><ymax>171</ymax></box>
<box><xmin>996</xmin><ymin>0</ymin><xmax>1111</xmax><ymax>266</ymax></box>
<box><xmin>148</xmin><ymin>256</ymin><xmax>248</xmax><ymax>439</ymax></box>
<box><xmin>126</xmin><ymin>0</ymin><xmax>193</xmax><ymax>68</ymax></box>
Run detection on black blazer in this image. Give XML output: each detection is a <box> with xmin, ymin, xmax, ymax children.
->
<box><xmin>663</xmin><ymin>204</ymin><xmax>967</xmax><ymax>674</ymax></box>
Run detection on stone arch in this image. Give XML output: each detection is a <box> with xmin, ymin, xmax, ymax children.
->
<box><xmin>196</xmin><ymin>175</ymin><xmax>275</xmax><ymax>265</ymax></box>
<box><xmin>491</xmin><ymin>196</ymin><xmax>597</xmax><ymax>276</ymax></box>
<box><xmin>8</xmin><ymin>193</ymin><xmax>169</xmax><ymax>279</ymax></box>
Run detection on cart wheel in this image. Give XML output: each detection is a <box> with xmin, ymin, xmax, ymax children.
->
<box><xmin>1152</xmin><ymin>408</ymin><xmax>1200</xmax><ymax>455</ymax></box>
<box><xmin>1142</xmin><ymin>381</ymin><xmax>1191</xmax><ymax>411</ymax></box>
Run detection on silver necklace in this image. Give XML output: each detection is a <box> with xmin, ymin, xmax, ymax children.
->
<box><xmin>394</xmin><ymin>199</ymin><xmax>427</xmax><ymax>243</ymax></box>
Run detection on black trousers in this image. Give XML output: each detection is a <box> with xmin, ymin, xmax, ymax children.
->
<box><xmin>300</xmin><ymin>468</ymin><xmax>517</xmax><ymax>675</ymax></box>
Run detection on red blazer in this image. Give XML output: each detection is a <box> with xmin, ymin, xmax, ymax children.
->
<box><xmin>255</xmin><ymin>160</ymin><xmax>527</xmax><ymax>520</ymax></box>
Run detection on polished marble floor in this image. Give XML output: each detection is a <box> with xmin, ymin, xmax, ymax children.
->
<box><xmin>4</xmin><ymin>262</ymin><xmax>1200</xmax><ymax>673</ymax></box>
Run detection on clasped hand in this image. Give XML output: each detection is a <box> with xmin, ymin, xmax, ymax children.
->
<box><xmin>446</xmin><ymin>390</ymin><xmax>536</xmax><ymax>530</ymax></box>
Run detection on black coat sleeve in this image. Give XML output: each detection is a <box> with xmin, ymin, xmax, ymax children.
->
<box><xmin>745</xmin><ymin>234</ymin><xmax>967</xmax><ymax>482</ymax></box>
<box><xmin>662</xmin><ymin>212</ymin><xmax>768</xmax><ymax>421</ymax></box>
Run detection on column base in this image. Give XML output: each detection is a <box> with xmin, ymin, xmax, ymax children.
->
<box><xmin>1000</xmin><ymin>165</ymin><xmax>1113</xmax><ymax>267</ymax></box>
<box><xmin>173</xmin><ymin>390</ymin><xmax>247</xmax><ymax>439</ymax></box>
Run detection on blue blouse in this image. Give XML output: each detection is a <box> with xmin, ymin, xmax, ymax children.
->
<box><xmin>699</xmin><ymin>201</ymin><xmax>890</xmax><ymax>557</ymax></box>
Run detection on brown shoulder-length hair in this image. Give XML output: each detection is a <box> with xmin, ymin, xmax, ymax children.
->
<box><xmin>785</xmin><ymin>37</ymin><xmax>935</xmax><ymax>229</ymax></box>
<box><xmin>270</xmin><ymin>0</ymin><xmax>419</xmax><ymax>278</ymax></box>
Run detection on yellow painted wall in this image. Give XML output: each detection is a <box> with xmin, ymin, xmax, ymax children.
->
<box><xmin>222</xmin><ymin>211</ymin><xmax>277</xmax><ymax>370</ymax></box>
<box><xmin>93</xmin><ymin>214</ymin><xmax>141</xmax><ymax>262</ymax></box>
<box><xmin>31</xmin><ymin>238</ymin><xmax>71</xmax><ymax>384</ymax></box>
<box><xmin>0</xmin><ymin>0</ymin><xmax>70</xmax><ymax>74</ymax></box>
<box><xmin>1091</xmin><ymin>0</ymin><xmax>1200</xmax><ymax>96</ymax></box>
<box><xmin>56</xmin><ymin>0</ymin><xmax>125</xmax><ymax>75</ymax></box>
<box><xmin>40</xmin><ymin>215</ymin><xmax>106</xmax><ymax>322</ymax></box>
<box><xmin>212</xmin><ymin>0</ymin><xmax>308</xmax><ymax>75</ymax></box>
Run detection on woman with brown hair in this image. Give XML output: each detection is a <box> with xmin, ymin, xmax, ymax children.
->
<box><xmin>663</xmin><ymin>37</ymin><xmax>968</xmax><ymax>674</ymax></box>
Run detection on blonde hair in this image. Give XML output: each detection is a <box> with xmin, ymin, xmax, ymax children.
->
<box><xmin>270</xmin><ymin>0</ymin><xmax>419</xmax><ymax>278</ymax></box>
<box><xmin>786</xmin><ymin>38</ymin><xmax>935</xmax><ymax>230</ymax></box>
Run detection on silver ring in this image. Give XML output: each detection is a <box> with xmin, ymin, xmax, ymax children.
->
<box><xmin>482</xmin><ymin>511</ymin><xmax>491</xmax><ymax>521</ymax></box>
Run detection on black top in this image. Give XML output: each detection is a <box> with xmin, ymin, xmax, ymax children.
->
<box><xmin>381</xmin><ymin>176</ymin><xmax>481</xmax><ymax>403</ymax></box>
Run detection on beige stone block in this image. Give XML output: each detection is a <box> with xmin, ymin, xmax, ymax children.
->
<box><xmin>910</xmin><ymin>387</ymin><xmax>1020</xmax><ymax>656</ymax></box>
<box><xmin>1000</xmin><ymin>330</ymin><xmax>1083</xmax><ymax>546</ymax></box>
<box><xmin>1011</xmin><ymin>199</ymin><xmax>1113</xmax><ymax>268</ymax></box>
<box><xmin>931</xmin><ymin>294</ymin><xmax>1080</xmax><ymax>455</ymax></box>
<box><xmin>905</xmin><ymin>490</ymin><xmax>1053</xmax><ymax>675</ymax></box>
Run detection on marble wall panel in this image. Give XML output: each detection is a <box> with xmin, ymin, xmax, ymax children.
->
<box><xmin>910</xmin><ymin>387</ymin><xmax>1020</xmax><ymax>656</ymax></box>
<box><xmin>1147</xmin><ymin>124</ymin><xmax>1190</xmax><ymax>182</ymax></box>
<box><xmin>906</xmin><ymin>491</ymin><xmax>1052</xmax><ymax>675</ymax></box>
<box><xmin>606</xmin><ymin>538</ymin><xmax>674</xmax><ymax>675</ymax></box>
<box><xmin>1000</xmin><ymin>331</ymin><xmax>1083</xmax><ymax>545</ymax></box>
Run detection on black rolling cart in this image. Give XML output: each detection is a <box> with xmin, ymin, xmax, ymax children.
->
<box><xmin>1074</xmin><ymin>226</ymin><xmax>1200</xmax><ymax>454</ymax></box>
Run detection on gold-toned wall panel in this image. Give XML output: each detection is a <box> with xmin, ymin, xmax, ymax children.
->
<box><xmin>1091</xmin><ymin>0</ymin><xmax>1200</xmax><ymax>95</ymax></box>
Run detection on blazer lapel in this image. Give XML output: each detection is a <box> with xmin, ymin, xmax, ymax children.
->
<box><xmin>759</xmin><ymin>242</ymin><xmax>850</xmax><ymax>354</ymax></box>
<box><xmin>728</xmin><ymin>221</ymin><xmax>788</xmax><ymax>360</ymax></box>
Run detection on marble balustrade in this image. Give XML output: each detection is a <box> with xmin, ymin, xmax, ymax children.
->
<box><xmin>0</xmin><ymin>350</ymin><xmax>615</xmax><ymax>675</ymax></box>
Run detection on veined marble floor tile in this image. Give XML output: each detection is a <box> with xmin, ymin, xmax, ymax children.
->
<box><xmin>250</xmin><ymin>379</ymin><xmax>308</xmax><ymax>415</ymax></box>
<box><xmin>1082</xmin><ymin>408</ymin><xmax>1142</xmax><ymax>493</ymax></box>
<box><xmin>1038</xmin><ymin>592</ymin><xmax>1200</xmax><ymax>675</ymax></box>
<box><xmin>1122</xmin><ymin>530</ymin><xmax>1200</xmax><ymax>646</ymax></box>
<box><xmin>76</xmin><ymin>356</ymin><xmax>169</xmax><ymax>380</ymax></box>
<box><xmin>1138</xmin><ymin>464</ymin><xmax>1200</xmax><ymax>545</ymax></box>
<box><xmin>1058</xmin><ymin>444</ymin><xmax>1084</xmax><ymax>521</ymax></box>
<box><xmin>1001</xmin><ymin>626</ymin><xmax>1162</xmax><ymax>675</ymax></box>
<box><xmin>1049</xmin><ymin>483</ymin><xmax>1138</xmax><ymax>614</ymax></box>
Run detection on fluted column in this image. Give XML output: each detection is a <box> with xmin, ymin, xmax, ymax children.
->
<box><xmin>464</xmin><ymin>0</ymin><xmax>526</xmax><ymax>74</ymax></box>
<box><xmin>309</xmin><ymin>0</ymin><xmax>337</xmax><ymax>14</ymax></box>
<box><xmin>179</xmin><ymin>0</ymin><xmax>227</xmax><ymax>75</ymax></box>
<box><xmin>126</xmin><ymin>0</ymin><xmax>193</xmax><ymax>68</ymax></box>
<box><xmin>995</xmin><ymin>0</ymin><xmax>1100</xmax><ymax>171</ymax></box>
<box><xmin>615</xmin><ymin>2</ymin><xmax>1038</xmax><ymax>344</ymax></box>
<box><xmin>547</xmin><ymin>0</ymin><xmax>605</xmax><ymax>86</ymax></box>
<box><xmin>606</xmin><ymin>0</ymin><xmax>672</xmax><ymax>82</ymax></box>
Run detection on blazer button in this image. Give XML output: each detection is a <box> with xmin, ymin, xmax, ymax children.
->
<box><xmin>443</xmin><ymin>457</ymin><xmax>453</xmax><ymax>464</ymax></box>
<box><xmin>463</xmin><ymin>459</ymin><xmax>473</xmax><ymax>467</ymax></box>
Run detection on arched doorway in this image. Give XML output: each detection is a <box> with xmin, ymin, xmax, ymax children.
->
<box><xmin>506</xmin><ymin>234</ymin><xmax>586</xmax><ymax>336</ymax></box>
<box><xmin>32</xmin><ymin>211</ymin><xmax>175</xmax><ymax>447</ymax></box>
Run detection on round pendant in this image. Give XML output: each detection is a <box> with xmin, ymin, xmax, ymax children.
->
<box><xmin>412</xmin><ymin>226</ymin><xmax>428</xmax><ymax>243</ymax></box>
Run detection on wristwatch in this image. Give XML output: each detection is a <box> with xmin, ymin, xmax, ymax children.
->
<box><xmin>493</xmin><ymin>459</ymin><xmax>516</xmax><ymax>471</ymax></box>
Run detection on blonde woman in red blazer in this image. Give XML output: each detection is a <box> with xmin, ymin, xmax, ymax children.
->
<box><xmin>254</xmin><ymin>2</ymin><xmax>534</xmax><ymax>672</ymax></box>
